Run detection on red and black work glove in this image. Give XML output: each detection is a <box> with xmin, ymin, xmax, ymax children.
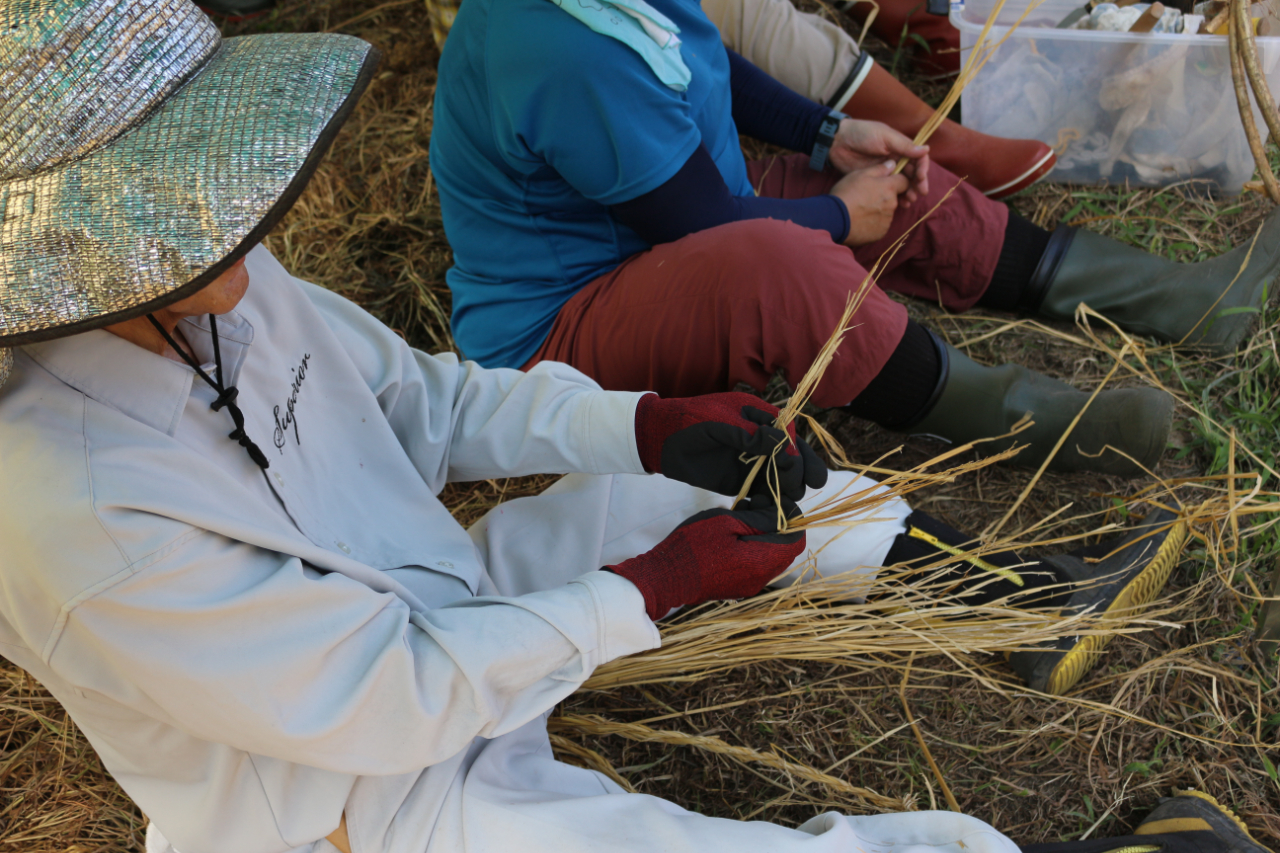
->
<box><xmin>634</xmin><ymin>392</ymin><xmax>828</xmax><ymax>502</ymax></box>
<box><xmin>605</xmin><ymin>495</ymin><xmax>806</xmax><ymax>621</ymax></box>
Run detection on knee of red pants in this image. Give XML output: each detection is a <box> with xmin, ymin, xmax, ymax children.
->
<box><xmin>854</xmin><ymin>162</ymin><xmax>1007</xmax><ymax>312</ymax></box>
<box><xmin>671</xmin><ymin>218</ymin><xmax>910</xmax><ymax>408</ymax></box>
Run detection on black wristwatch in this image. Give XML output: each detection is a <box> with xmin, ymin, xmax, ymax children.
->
<box><xmin>809</xmin><ymin>110</ymin><xmax>845</xmax><ymax>172</ymax></box>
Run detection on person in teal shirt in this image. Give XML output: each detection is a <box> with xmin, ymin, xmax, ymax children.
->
<box><xmin>431</xmin><ymin>0</ymin><xmax>752</xmax><ymax>370</ymax></box>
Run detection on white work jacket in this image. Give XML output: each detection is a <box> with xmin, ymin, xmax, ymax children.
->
<box><xmin>0</xmin><ymin>246</ymin><xmax>660</xmax><ymax>853</ymax></box>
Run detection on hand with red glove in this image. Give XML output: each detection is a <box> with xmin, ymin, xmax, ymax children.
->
<box><xmin>605</xmin><ymin>495</ymin><xmax>806</xmax><ymax>621</ymax></box>
<box><xmin>634</xmin><ymin>392</ymin><xmax>828</xmax><ymax>502</ymax></box>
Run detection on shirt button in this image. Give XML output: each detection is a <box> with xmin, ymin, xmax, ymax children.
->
<box><xmin>273</xmin><ymin>472</ymin><xmax>285</xmax><ymax>486</ymax></box>
<box><xmin>436</xmin><ymin>560</ymin><xmax>454</xmax><ymax>569</ymax></box>
<box><xmin>335</xmin><ymin>541</ymin><xmax>351</xmax><ymax>554</ymax></box>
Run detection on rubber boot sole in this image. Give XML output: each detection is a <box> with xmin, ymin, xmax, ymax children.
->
<box><xmin>984</xmin><ymin>148</ymin><xmax>1057</xmax><ymax>200</ymax></box>
<box><xmin>1011</xmin><ymin>513</ymin><xmax>1188</xmax><ymax>694</ymax></box>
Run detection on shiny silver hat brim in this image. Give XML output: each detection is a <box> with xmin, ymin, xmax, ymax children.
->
<box><xmin>0</xmin><ymin>32</ymin><xmax>379</xmax><ymax>348</ymax></box>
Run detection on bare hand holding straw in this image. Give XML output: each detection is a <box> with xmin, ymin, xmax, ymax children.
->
<box><xmin>828</xmin><ymin>119</ymin><xmax>931</xmax><ymax>185</ymax></box>
<box><xmin>827</xmin><ymin>121</ymin><xmax>931</xmax><ymax>245</ymax></box>
<box><xmin>830</xmin><ymin>162</ymin><xmax>913</xmax><ymax>245</ymax></box>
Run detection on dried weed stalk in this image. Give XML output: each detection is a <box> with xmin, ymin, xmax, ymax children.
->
<box><xmin>1230</xmin><ymin>0</ymin><xmax>1280</xmax><ymax>204</ymax></box>
<box><xmin>550</xmin><ymin>714</ymin><xmax>913</xmax><ymax>812</ymax></box>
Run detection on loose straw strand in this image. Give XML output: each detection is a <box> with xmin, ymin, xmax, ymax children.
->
<box><xmin>732</xmin><ymin>186</ymin><xmax>961</xmax><ymax>522</ymax></box>
<box><xmin>548</xmin><ymin>733</ymin><xmax>638</xmax><ymax>793</ymax></box>
<box><xmin>989</xmin><ymin>341</ymin><xmax>1133</xmax><ymax>536</ymax></box>
<box><xmin>899</xmin><ymin>653</ymin><xmax>961</xmax><ymax>812</ymax></box>
<box><xmin>856</xmin><ymin>0</ymin><xmax>880</xmax><ymax>48</ymax></box>
<box><xmin>550</xmin><ymin>714</ymin><xmax>911</xmax><ymax>813</ymax></box>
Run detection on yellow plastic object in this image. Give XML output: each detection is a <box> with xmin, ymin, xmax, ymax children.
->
<box><xmin>905</xmin><ymin>526</ymin><xmax>1025</xmax><ymax>586</ymax></box>
<box><xmin>424</xmin><ymin>0</ymin><xmax>460</xmax><ymax>48</ymax></box>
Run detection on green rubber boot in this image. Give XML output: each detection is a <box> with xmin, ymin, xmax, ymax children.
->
<box><xmin>1009</xmin><ymin>509</ymin><xmax>1188</xmax><ymax>695</ymax></box>
<box><xmin>907</xmin><ymin>342</ymin><xmax>1173</xmax><ymax>477</ymax></box>
<box><xmin>1031</xmin><ymin>209</ymin><xmax>1280</xmax><ymax>356</ymax></box>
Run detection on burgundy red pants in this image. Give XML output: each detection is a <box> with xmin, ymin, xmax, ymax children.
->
<box><xmin>525</xmin><ymin>154</ymin><xmax>1008</xmax><ymax>408</ymax></box>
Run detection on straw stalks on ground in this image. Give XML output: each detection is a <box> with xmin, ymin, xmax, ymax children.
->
<box><xmin>549</xmin><ymin>714</ymin><xmax>914</xmax><ymax>812</ymax></box>
<box><xmin>579</xmin><ymin>548</ymin><xmax>1188</xmax><ymax>692</ymax></box>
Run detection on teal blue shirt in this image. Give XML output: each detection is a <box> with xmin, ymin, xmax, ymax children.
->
<box><xmin>431</xmin><ymin>0</ymin><xmax>753</xmax><ymax>368</ymax></box>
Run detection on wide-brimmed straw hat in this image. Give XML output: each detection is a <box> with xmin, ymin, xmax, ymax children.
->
<box><xmin>0</xmin><ymin>0</ymin><xmax>380</xmax><ymax>386</ymax></box>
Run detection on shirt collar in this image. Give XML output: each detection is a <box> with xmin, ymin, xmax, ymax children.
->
<box><xmin>181</xmin><ymin>310</ymin><xmax>255</xmax><ymax>388</ymax></box>
<box><xmin>21</xmin><ymin>309</ymin><xmax>255</xmax><ymax>437</ymax></box>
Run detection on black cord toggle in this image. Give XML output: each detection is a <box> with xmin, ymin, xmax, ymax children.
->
<box><xmin>147</xmin><ymin>313</ymin><xmax>270</xmax><ymax>470</ymax></box>
<box><xmin>211</xmin><ymin>386</ymin><xmax>239</xmax><ymax>412</ymax></box>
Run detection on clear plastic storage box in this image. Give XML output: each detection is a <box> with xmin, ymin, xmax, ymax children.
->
<box><xmin>954</xmin><ymin>0</ymin><xmax>1280</xmax><ymax>192</ymax></box>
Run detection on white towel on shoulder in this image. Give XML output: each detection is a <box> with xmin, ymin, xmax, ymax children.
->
<box><xmin>548</xmin><ymin>0</ymin><xmax>692</xmax><ymax>90</ymax></box>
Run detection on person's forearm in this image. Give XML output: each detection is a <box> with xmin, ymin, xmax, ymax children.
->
<box><xmin>611</xmin><ymin>144</ymin><xmax>849</xmax><ymax>245</ymax></box>
<box><xmin>440</xmin><ymin>361</ymin><xmax>650</xmax><ymax>481</ymax></box>
<box><xmin>304</xmin><ymin>281</ymin><xmax>648</xmax><ymax>481</ymax></box>
<box><xmin>727</xmin><ymin>48</ymin><xmax>830</xmax><ymax>153</ymax></box>
<box><xmin>60</xmin><ymin>544</ymin><xmax>659</xmax><ymax>777</ymax></box>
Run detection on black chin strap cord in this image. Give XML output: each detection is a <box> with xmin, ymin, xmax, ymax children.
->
<box><xmin>147</xmin><ymin>314</ymin><xmax>270</xmax><ymax>469</ymax></box>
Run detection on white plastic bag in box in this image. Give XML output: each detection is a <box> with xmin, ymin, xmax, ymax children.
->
<box><xmin>955</xmin><ymin>0</ymin><xmax>1280</xmax><ymax>193</ymax></box>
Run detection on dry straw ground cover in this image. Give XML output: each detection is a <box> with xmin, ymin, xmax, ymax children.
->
<box><xmin>2</xmin><ymin>1</ymin><xmax>1279</xmax><ymax>850</ymax></box>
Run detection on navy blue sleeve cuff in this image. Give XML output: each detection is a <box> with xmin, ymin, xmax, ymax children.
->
<box><xmin>610</xmin><ymin>144</ymin><xmax>850</xmax><ymax>245</ymax></box>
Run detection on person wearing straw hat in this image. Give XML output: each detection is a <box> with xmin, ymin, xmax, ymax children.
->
<box><xmin>0</xmin><ymin>3</ymin><xmax>1268</xmax><ymax>853</ymax></box>
<box><xmin>429</xmin><ymin>0</ymin><xmax>1280</xmax><ymax>480</ymax></box>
